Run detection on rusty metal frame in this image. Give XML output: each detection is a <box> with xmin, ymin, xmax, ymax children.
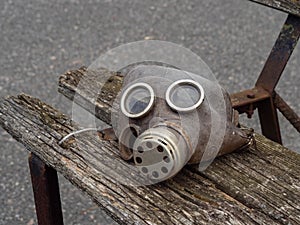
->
<box><xmin>231</xmin><ymin>14</ymin><xmax>300</xmax><ymax>144</ymax></box>
<box><xmin>27</xmin><ymin>3</ymin><xmax>300</xmax><ymax>225</ymax></box>
<box><xmin>29</xmin><ymin>153</ymin><xmax>64</xmax><ymax>225</ymax></box>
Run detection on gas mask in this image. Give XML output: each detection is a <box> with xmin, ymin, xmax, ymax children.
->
<box><xmin>112</xmin><ymin>65</ymin><xmax>252</xmax><ymax>182</ymax></box>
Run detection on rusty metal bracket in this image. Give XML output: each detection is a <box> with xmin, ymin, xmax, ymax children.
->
<box><xmin>273</xmin><ymin>92</ymin><xmax>300</xmax><ymax>133</ymax></box>
<box><xmin>29</xmin><ymin>153</ymin><xmax>64</xmax><ymax>225</ymax></box>
<box><xmin>231</xmin><ymin>13</ymin><xmax>300</xmax><ymax>144</ymax></box>
<box><xmin>256</xmin><ymin>14</ymin><xmax>300</xmax><ymax>93</ymax></box>
<box><xmin>231</xmin><ymin>87</ymin><xmax>270</xmax><ymax>118</ymax></box>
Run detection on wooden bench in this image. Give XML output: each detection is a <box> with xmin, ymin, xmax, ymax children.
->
<box><xmin>0</xmin><ymin>66</ymin><xmax>299</xmax><ymax>224</ymax></box>
<box><xmin>0</xmin><ymin>91</ymin><xmax>299</xmax><ymax>225</ymax></box>
<box><xmin>1</xmin><ymin>1</ymin><xmax>300</xmax><ymax>224</ymax></box>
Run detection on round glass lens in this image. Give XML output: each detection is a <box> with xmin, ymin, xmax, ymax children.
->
<box><xmin>169</xmin><ymin>83</ymin><xmax>201</xmax><ymax>109</ymax></box>
<box><xmin>125</xmin><ymin>86</ymin><xmax>152</xmax><ymax>115</ymax></box>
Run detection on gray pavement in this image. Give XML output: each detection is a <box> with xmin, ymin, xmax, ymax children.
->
<box><xmin>0</xmin><ymin>0</ymin><xmax>299</xmax><ymax>224</ymax></box>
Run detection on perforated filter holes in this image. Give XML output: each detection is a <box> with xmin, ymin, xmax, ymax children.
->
<box><xmin>133</xmin><ymin>127</ymin><xmax>189</xmax><ymax>181</ymax></box>
<box><xmin>134</xmin><ymin>139</ymin><xmax>174</xmax><ymax>180</ymax></box>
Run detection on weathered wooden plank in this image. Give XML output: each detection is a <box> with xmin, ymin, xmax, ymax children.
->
<box><xmin>1</xmin><ymin>94</ymin><xmax>298</xmax><ymax>224</ymax></box>
<box><xmin>197</xmin><ymin>137</ymin><xmax>300</xmax><ymax>224</ymax></box>
<box><xmin>249</xmin><ymin>0</ymin><xmax>300</xmax><ymax>17</ymax></box>
<box><xmin>58</xmin><ymin>66</ymin><xmax>122</xmax><ymax>125</ymax></box>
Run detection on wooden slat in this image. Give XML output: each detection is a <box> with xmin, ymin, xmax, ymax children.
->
<box><xmin>249</xmin><ymin>0</ymin><xmax>300</xmax><ymax>17</ymax></box>
<box><xmin>0</xmin><ymin>94</ymin><xmax>299</xmax><ymax>224</ymax></box>
<box><xmin>58</xmin><ymin>66</ymin><xmax>122</xmax><ymax>125</ymax></box>
<box><xmin>198</xmin><ymin>140</ymin><xmax>300</xmax><ymax>224</ymax></box>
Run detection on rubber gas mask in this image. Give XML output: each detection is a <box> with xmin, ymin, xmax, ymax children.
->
<box><xmin>113</xmin><ymin>65</ymin><xmax>252</xmax><ymax>182</ymax></box>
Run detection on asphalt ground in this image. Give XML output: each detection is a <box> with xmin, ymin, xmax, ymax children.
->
<box><xmin>0</xmin><ymin>0</ymin><xmax>299</xmax><ymax>224</ymax></box>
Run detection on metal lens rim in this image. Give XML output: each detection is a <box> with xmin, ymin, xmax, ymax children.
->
<box><xmin>165</xmin><ymin>79</ymin><xmax>205</xmax><ymax>112</ymax></box>
<box><xmin>120</xmin><ymin>82</ymin><xmax>155</xmax><ymax>118</ymax></box>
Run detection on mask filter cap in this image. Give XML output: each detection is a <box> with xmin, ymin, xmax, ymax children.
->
<box><xmin>133</xmin><ymin>127</ymin><xmax>188</xmax><ymax>181</ymax></box>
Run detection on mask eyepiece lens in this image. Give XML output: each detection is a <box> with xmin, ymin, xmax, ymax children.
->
<box><xmin>166</xmin><ymin>79</ymin><xmax>204</xmax><ymax>112</ymax></box>
<box><xmin>121</xmin><ymin>83</ymin><xmax>155</xmax><ymax>118</ymax></box>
